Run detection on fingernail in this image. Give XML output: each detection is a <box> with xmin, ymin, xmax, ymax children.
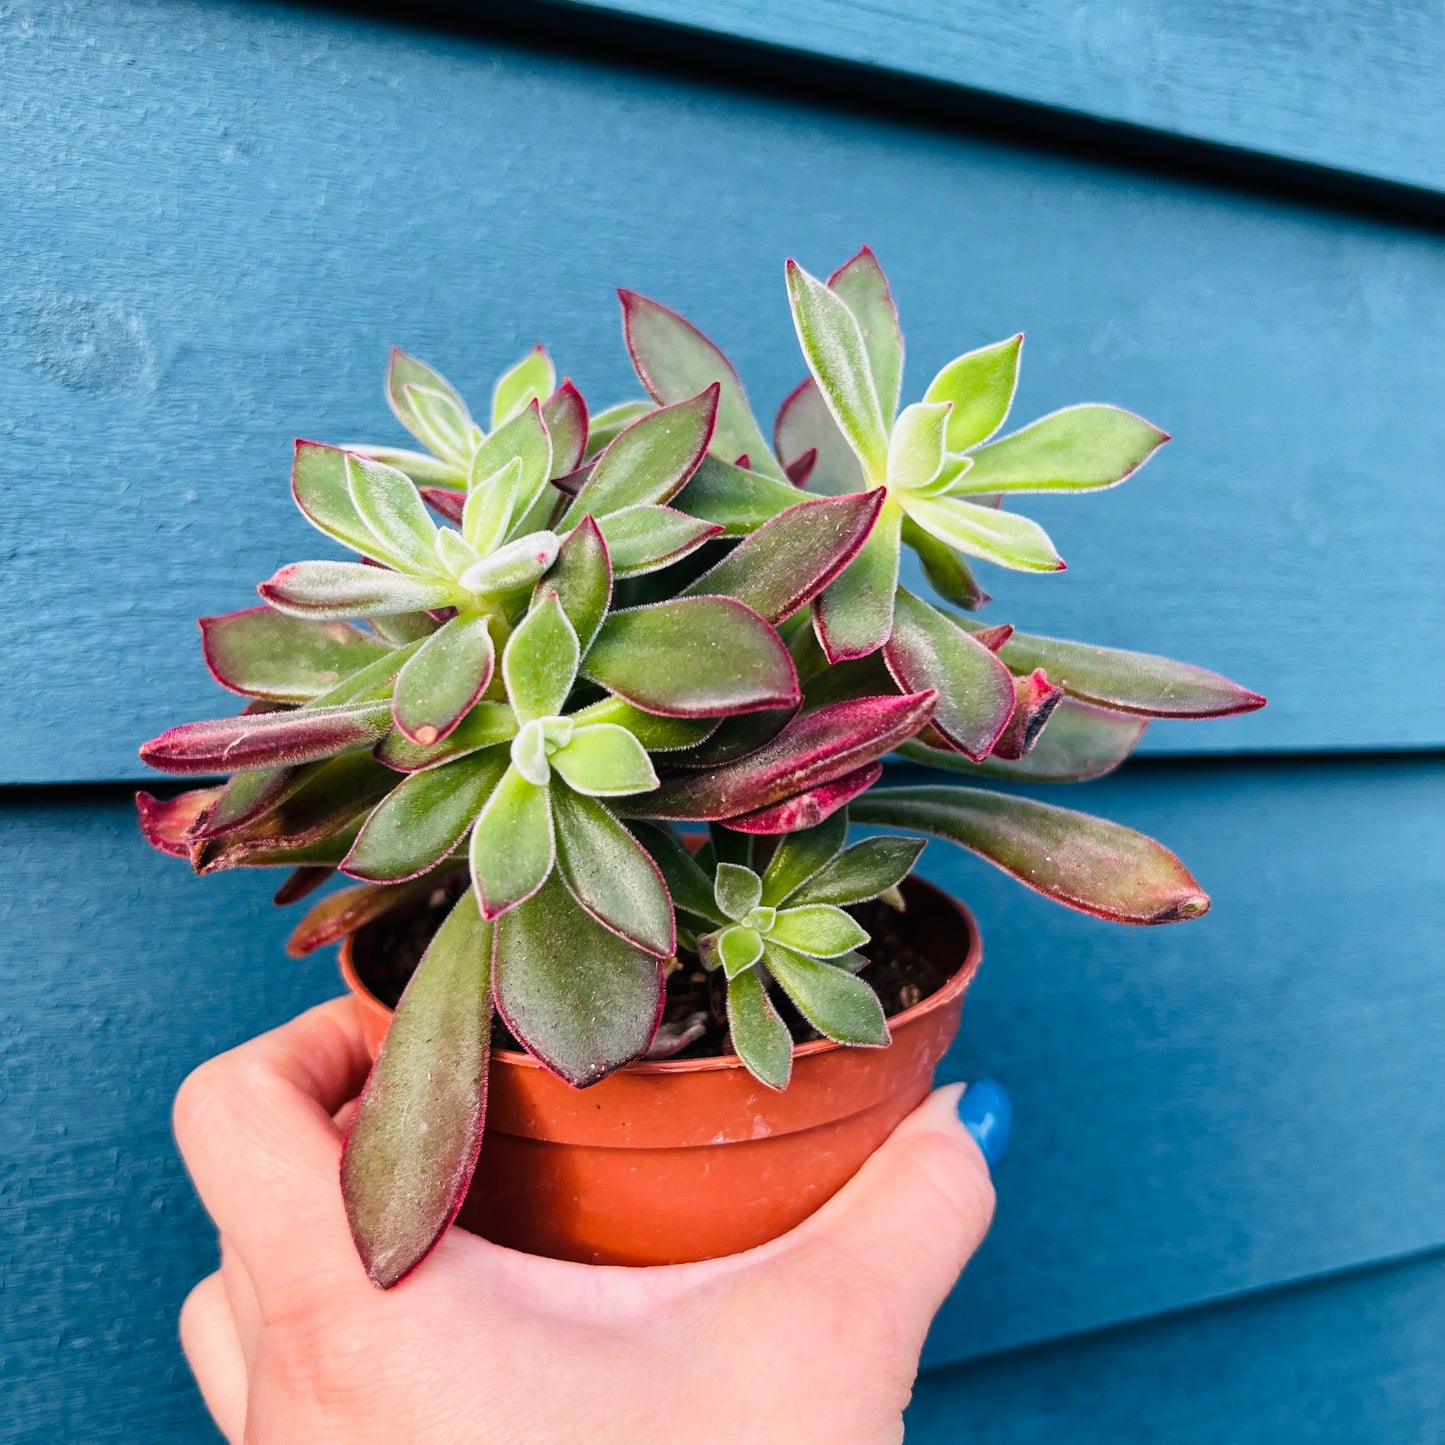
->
<box><xmin>957</xmin><ymin>1078</ymin><xmax>1011</xmax><ymax>1170</ymax></box>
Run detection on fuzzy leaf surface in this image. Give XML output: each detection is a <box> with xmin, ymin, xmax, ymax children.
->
<box><xmin>292</xmin><ymin>442</ymin><xmax>416</xmax><ymax>569</ymax></box>
<box><xmin>814</xmin><ymin>497</ymin><xmax>902</xmax><ymax>660</ymax></box>
<box><xmin>375</xmin><ymin>703</ymin><xmax>518</xmax><ymax>772</ymax></box>
<box><xmin>763</xmin><ymin>942</ymin><xmax>888</xmax><ymax>1045</ymax></box>
<box><xmin>200</xmin><ymin>609</ymin><xmax>392</xmax><ymax>702</ymax></box>
<box><xmin>492</xmin><ymin>875</ymin><xmax>662</xmax><ymax>1087</ymax></box>
<box><xmin>503</xmin><ymin>594</ymin><xmax>579</xmax><ymax>724</ymax></box>
<box><xmin>386</xmin><ymin>350</ymin><xmax>472</xmax><ymax>463</ymax></box>
<box><xmin>900</xmin><ymin>494</ymin><xmax>1064</xmax><ymax>573</ymax></box>
<box><xmin>341</xmin><ymin>889</ymin><xmax>492</xmax><ymax>1288</ymax></box>
<box><xmin>260</xmin><ymin>561</ymin><xmax>456</xmax><ymax>620</ymax></box>
<box><xmin>787</xmin><ymin>836</ymin><xmax>926</xmax><ymax>906</ymax></box>
<box><xmin>550</xmin><ymin>724</ymin><xmax>659</xmax><ymax>797</ymax></box>
<box><xmin>346</xmin><ymin>453</ymin><xmax>440</xmax><ymax>574</ymax></box>
<box><xmin>140</xmin><ymin>701</ymin><xmax>391</xmax><ymax>775</ymax></box>
<box><xmin>852</xmin><ymin>785</ymin><xmax>1210</xmax><ymax>924</ymax></box>
<box><xmin>673</xmin><ymin>454</ymin><xmax>803</xmax><ymax>533</ymax></box>
<box><xmin>769</xmin><ymin>904</ymin><xmax>869</xmax><ymax>958</ymax></box>
<box><xmin>391</xmin><ymin>614</ymin><xmax>495</xmax><ymax>746</ymax></box>
<box><xmin>569</xmin><ymin>697</ymin><xmax>716</xmax><ymax>752</ymax></box>
<box><xmin>883</xmin><ymin>589</ymin><xmax>1014</xmax><ymax>760</ymax></box>
<box><xmin>191</xmin><ymin>765</ymin><xmax>300</xmax><ymax>839</ymax></box>
<box><xmin>585</xmin><ymin>401</ymin><xmax>652</xmax><ymax>457</ymax></box>
<box><xmin>628</xmin><ymin>822</ymin><xmax>725</xmax><ymax>924</ymax></box>
<box><xmin>724</xmin><ymin>762</ymin><xmax>882</xmax><ymax>834</ymax></box>
<box><xmin>828</xmin><ymin>247</ymin><xmax>903</xmax><ymax>422</ymax></box>
<box><xmin>598</xmin><ymin>504</ymin><xmax>722</xmax><ymax>578</ymax></box>
<box><xmin>285</xmin><ymin>871</ymin><xmax>452</xmax><ymax>956</ymax></box>
<box><xmin>668</xmin><ymin>706</ymin><xmax>798</xmax><ymax>768</ymax></box>
<box><xmin>552</xmin><ymin>788</ymin><xmax>674</xmax><ymax>956</ymax></box>
<box><xmin>759</xmin><ymin>812</ymin><xmax>848</xmax><ymax>906</ymax></box>
<box><xmin>350</xmin><ymin>445</ymin><xmax>466</xmax><ymax>489</ymax></box>
<box><xmin>469</xmin><ymin>767</ymin><xmax>554</xmax><ymax>917</ymax></box>
<box><xmin>545</xmin><ymin>515</ymin><xmax>612</xmax><ymax>655</ymax></box>
<box><xmin>900</xmin><ymin>515</ymin><xmax>989</xmax><ymax>610</ymax></box>
<box><xmin>492</xmin><ymin>346</ymin><xmax>555</xmax><ymax>428</ymax></box>
<box><xmin>924</xmin><ymin>335</ymin><xmax>1023</xmax><ymax>452</ymax></box>
<box><xmin>714</xmin><ymin>861</ymin><xmax>763</xmax><ymax>921</ymax></box>
<box><xmin>726</xmin><ymin>968</ymin><xmax>792</xmax><ymax>1089</ymax></box>
<box><xmin>774</xmin><ymin>379</ymin><xmax>865</xmax><ymax>496</ymax></box>
<box><xmin>583</xmin><ymin>597</ymin><xmax>799</xmax><ymax>718</ymax></box>
<box><xmin>958</xmin><ymin>404</ymin><xmax>1168</xmax><ymax>495</ymax></box>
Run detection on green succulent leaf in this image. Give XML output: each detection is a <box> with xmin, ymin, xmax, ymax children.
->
<box><xmin>924</xmin><ymin>335</ymin><xmax>1023</xmax><ymax>452</ymax></box>
<box><xmin>259</xmin><ymin>561</ymin><xmax>457</xmax><ymax>620</ymax></box>
<box><xmin>759</xmin><ymin>811</ymin><xmax>848</xmax><ymax>907</ymax></box>
<box><xmin>552</xmin><ymin>787</ymin><xmax>674</xmax><ymax>956</ymax></box>
<box><xmin>346</xmin><ymin>452</ymin><xmax>440</xmax><ymax>575</ymax></box>
<box><xmin>462</xmin><ymin>456</ymin><xmax>525</xmax><ymax>558</ymax></box>
<box><xmin>340</xmin><ymin>887</ymin><xmax>492</xmax><ymax>1289</ymax></box>
<box><xmin>434</xmin><ymin>527</ymin><xmax>482</xmax><ymax>580</ymax></box>
<box><xmin>391</xmin><ymin>614</ymin><xmax>495</xmax><ymax>746</ymax></box>
<box><xmin>813</xmin><ymin>495</ymin><xmax>902</xmax><ymax>661</ymax></box>
<box><xmin>200</xmin><ymin>609</ymin><xmax>392</xmax><ymax>702</ymax></box>
<box><xmin>502</xmin><ymin>593</ymin><xmax>581</xmax><ymax>723</ymax></box>
<box><xmin>769</xmin><ymin>904</ymin><xmax>869</xmax><ymax>958</ymax></box>
<box><xmin>568</xmin><ymin>696</ymin><xmax>716</xmax><ymax>752</ymax></box>
<box><xmin>550</xmin><ymin>723</ymin><xmax>659</xmax><ymax>797</ymax></box>
<box><xmin>469</xmin><ymin>766</ymin><xmax>554</xmax><ymax>917</ymax></box>
<box><xmin>565</xmin><ymin>387</ymin><xmax>718</xmax><ymax>524</ymax></box>
<box><xmin>827</xmin><ymin>247</ymin><xmax>904</xmax><ymax>423</ymax></box>
<box><xmin>386</xmin><ymin>350</ymin><xmax>473</xmax><ymax>464</ymax></box>
<box><xmin>367</xmin><ymin>611</ymin><xmax>443</xmax><ymax>647</ymax></box>
<box><xmin>584</xmin><ymin>401</ymin><xmax>652</xmax><ymax>459</ymax></box>
<box><xmin>404</xmin><ymin>384</ymin><xmax>473</xmax><ymax>466</ymax></box>
<box><xmin>786</xmin><ymin>836</ymin><xmax>926</xmax><ymax>907</ymax></box>
<box><xmin>374</xmin><ymin>702</ymin><xmax>518</xmax><ymax>772</ymax></box>
<box><xmin>582</xmin><ymin>597</ymin><xmax>799</xmax><ymax>718</ymax></box>
<box><xmin>899</xmin><ymin>493</ymin><xmax>1064</xmax><ymax>573</ymax></box>
<box><xmin>492</xmin><ymin>874</ymin><xmax>663</xmax><ymax>1087</ymax></box>
<box><xmin>887</xmin><ymin>401</ymin><xmax>951</xmax><ymax>490</ymax></box>
<box><xmin>726</xmin><ymin>967</ymin><xmax>793</xmax><ymax>1089</ymax></box>
<box><xmin>628</xmin><ymin>822</ymin><xmax>726</xmax><ymax>925</ymax></box>
<box><xmin>492</xmin><ymin>346</ymin><xmax>556</xmax><ymax>429</ymax></box>
<box><xmin>786</xmin><ymin>260</ymin><xmax>889</xmax><ymax>480</ymax></box>
<box><xmin>851</xmin><ymin>785</ymin><xmax>1211</xmax><ymax>924</ymax></box>
<box><xmin>598</xmin><ymin>504</ymin><xmax>722</xmax><ymax>578</ymax></box>
<box><xmin>899</xmin><ymin>514</ymin><xmax>990</xmax><ymax>611</ymax></box>
<box><xmin>545</xmin><ymin>516</ymin><xmax>613</xmax><ymax>655</ymax></box>
<box><xmin>714</xmin><ymin>861</ymin><xmax>763</xmax><ymax>922</ymax></box>
<box><xmin>673</xmin><ymin>454</ymin><xmax>804</xmax><ymax>534</ymax></box>
<box><xmin>292</xmin><ymin>442</ymin><xmax>416</xmax><ymax>569</ymax></box>
<box><xmin>714</xmin><ymin>924</ymin><xmax>764</xmax><ymax>978</ymax></box>
<box><xmin>344</xmin><ymin>749</ymin><xmax>507</xmax><ymax>882</ymax></box>
<box><xmin>457</xmin><ymin>531</ymin><xmax>560</xmax><ymax>596</ymax></box>
<box><xmin>956</xmin><ymin>404</ymin><xmax>1169</xmax><ymax>495</ymax></box>
<box><xmin>469</xmin><ymin>401</ymin><xmax>553</xmax><ymax>526</ymax></box>
<box><xmin>620</xmin><ymin>290</ymin><xmax>785</xmax><ymax>478</ymax></box>
<box><xmin>774</xmin><ymin>379</ymin><xmax>866</xmax><ymax>496</ymax></box>
<box><xmin>346</xmin><ymin>445</ymin><xmax>467</xmax><ymax>489</ymax></box>
<box><xmin>763</xmin><ymin>941</ymin><xmax>889</xmax><ymax>1045</ymax></box>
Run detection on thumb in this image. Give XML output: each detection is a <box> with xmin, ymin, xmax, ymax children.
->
<box><xmin>788</xmin><ymin>1080</ymin><xmax>1010</xmax><ymax>1339</ymax></box>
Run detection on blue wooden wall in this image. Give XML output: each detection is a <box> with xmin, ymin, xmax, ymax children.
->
<box><xmin>3</xmin><ymin>2</ymin><xmax>1441</xmax><ymax>1440</ymax></box>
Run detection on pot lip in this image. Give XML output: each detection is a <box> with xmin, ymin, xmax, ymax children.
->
<box><xmin>340</xmin><ymin>875</ymin><xmax>981</xmax><ymax>1077</ymax></box>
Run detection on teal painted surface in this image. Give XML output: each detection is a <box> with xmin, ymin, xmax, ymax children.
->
<box><xmin>907</xmin><ymin>1248</ymin><xmax>1445</xmax><ymax>1443</ymax></box>
<box><xmin>6</xmin><ymin>0</ymin><xmax>1445</xmax><ymax>782</ymax></box>
<box><xmin>551</xmin><ymin>0</ymin><xmax>1445</xmax><ymax>197</ymax></box>
<box><xmin>4</xmin><ymin>756</ymin><xmax>1443</xmax><ymax>1437</ymax></box>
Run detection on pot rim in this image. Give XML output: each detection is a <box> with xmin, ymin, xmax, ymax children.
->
<box><xmin>339</xmin><ymin>877</ymin><xmax>981</xmax><ymax>1077</ymax></box>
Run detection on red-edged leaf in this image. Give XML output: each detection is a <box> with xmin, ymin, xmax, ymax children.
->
<box><xmin>341</xmin><ymin>889</ymin><xmax>493</xmax><ymax>1288</ymax></box>
<box><xmin>419</xmin><ymin>486</ymin><xmax>466</xmax><ymax>524</ymax></box>
<box><xmin>286</xmin><ymin>871</ymin><xmax>456</xmax><ymax>956</ymax></box>
<box><xmin>900</xmin><ymin>514</ymin><xmax>991</xmax><ymax>611</ymax></box>
<box><xmin>140</xmin><ymin>701</ymin><xmax>391</xmax><ymax>775</ymax></box>
<box><xmin>638</xmin><ymin>691</ymin><xmax>935</xmax><ymax>821</ymax></box>
<box><xmin>813</xmin><ymin>498</ymin><xmax>902</xmax><ymax>660</ymax></box>
<box><xmin>669</xmin><ymin>704</ymin><xmax>800</xmax><ymax>768</ymax></box>
<box><xmin>773</xmin><ymin>377</ymin><xmax>865</xmax><ymax>495</ymax></box>
<box><xmin>784</xmin><ymin>447</ymin><xmax>818</xmax><ymax>486</ymax></box>
<box><xmin>991</xmin><ymin>667</ymin><xmax>1066</xmax><ymax>761</ymax></box>
<box><xmin>391</xmin><ymin>614</ymin><xmax>495</xmax><ymax>746</ymax></box>
<box><xmin>200</xmin><ymin>609</ymin><xmax>392</xmax><ymax>702</ymax></box>
<box><xmin>680</xmin><ymin>490</ymin><xmax>884</xmax><ymax>624</ymax></box>
<box><xmin>827</xmin><ymin>245</ymin><xmax>903</xmax><ymax>421</ymax></box>
<box><xmin>544</xmin><ymin>514</ymin><xmax>613</xmax><ymax>656</ymax></box>
<box><xmin>492</xmin><ymin>874</ymin><xmax>664</xmax><ymax>1089</ymax></box>
<box><xmin>971</xmin><ymin>623</ymin><xmax>1015</xmax><ymax>652</ymax></box>
<box><xmin>373</xmin><ymin>702</ymin><xmax>518</xmax><ymax>774</ymax></box>
<box><xmin>135</xmin><ymin>788</ymin><xmax>223</xmax><ymax>857</ymax></box>
<box><xmin>582</xmin><ymin>597</ymin><xmax>800</xmax><ymax>718</ymax></box>
<box><xmin>259</xmin><ymin>561</ymin><xmax>455</xmax><ymax>620</ymax></box>
<box><xmin>188</xmin><ymin>766</ymin><xmax>300</xmax><ymax>839</ymax></box>
<box><xmin>882</xmin><ymin>589</ymin><xmax>1014</xmax><ymax>761</ymax></box>
<box><xmin>852</xmin><ymin>786</ymin><xmax>1210</xmax><ymax>924</ymax></box>
<box><xmin>672</xmin><ymin>454</ymin><xmax>804</xmax><ymax>534</ymax></box>
<box><xmin>541</xmin><ymin>380</ymin><xmax>589</xmax><ymax>476</ymax></box>
<box><xmin>272</xmin><ymin>865</ymin><xmax>333</xmax><ymax>906</ymax></box>
<box><xmin>726</xmin><ymin>761</ymin><xmax>883</xmax><ymax>835</ymax></box>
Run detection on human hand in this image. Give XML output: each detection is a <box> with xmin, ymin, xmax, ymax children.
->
<box><xmin>176</xmin><ymin>997</ymin><xmax>1008</xmax><ymax>1445</ymax></box>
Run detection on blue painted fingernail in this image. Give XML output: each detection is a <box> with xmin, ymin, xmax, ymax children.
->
<box><xmin>957</xmin><ymin>1078</ymin><xmax>1011</xmax><ymax>1169</ymax></box>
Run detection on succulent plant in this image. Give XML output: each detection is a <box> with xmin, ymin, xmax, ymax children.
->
<box><xmin>139</xmin><ymin>252</ymin><xmax>1263</xmax><ymax>1288</ymax></box>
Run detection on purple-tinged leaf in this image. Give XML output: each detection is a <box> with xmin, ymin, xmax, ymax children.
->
<box><xmin>469</xmin><ymin>767</ymin><xmax>554</xmax><ymax>918</ymax></box>
<box><xmin>391</xmin><ymin>614</ymin><xmax>495</xmax><ymax>747</ymax></box>
<box><xmin>272</xmin><ymin>865</ymin><xmax>333</xmax><ymax>906</ymax></box>
<box><xmin>966</xmin><ymin>625</ymin><xmax>1267</xmax><ymax>719</ymax></box>
<box><xmin>673</xmin><ymin>454</ymin><xmax>804</xmax><ymax>534</ymax></box>
<box><xmin>286</xmin><ymin>870</ymin><xmax>457</xmax><ymax>957</ymax></box>
<box><xmin>900</xmin><ymin>514</ymin><xmax>990</xmax><ymax>611</ymax></box>
<box><xmin>640</xmin><ymin>691</ymin><xmax>935</xmax><ymax>821</ymax></box>
<box><xmin>205</xmin><ymin>823</ymin><xmax>363</xmax><ymax>872</ymax></box>
<box><xmin>564</xmin><ymin>386</ymin><xmax>719</xmax><ymax>524</ymax></box>
<box><xmin>135</xmin><ymin>788</ymin><xmax>223</xmax><ymax>858</ymax></box>
<box><xmin>786</xmin><ymin>835</ymin><xmax>926</xmax><ymax>907</ymax></box>
<box><xmin>549</xmin><ymin>462</ymin><xmax>591</xmax><ymax>499</ymax></box>
<box><xmin>342</xmin><ymin>889</ymin><xmax>492</xmax><ymax>1289</ymax></box>
<box><xmin>200</xmin><ymin>609</ymin><xmax>392</xmax><ymax>702</ymax></box>
<box><xmin>883</xmin><ymin>588</ymin><xmax>1013</xmax><ymax>761</ymax></box>
<box><xmin>969</xmin><ymin>622</ymin><xmax>1015</xmax><ymax>653</ymax></box>
<box><xmin>727</xmin><ymin>967</ymin><xmax>793</xmax><ymax>1090</ymax></box>
<box><xmin>668</xmin><ymin>705</ymin><xmax>799</xmax><ymax>768</ymax></box>
<box><xmin>140</xmin><ymin>701</ymin><xmax>391</xmax><ymax>775</ymax></box>
<box><xmin>345</xmin><ymin>750</ymin><xmax>508</xmax><ymax>883</ymax></box>
<box><xmin>375</xmin><ymin>702</ymin><xmax>518</xmax><ymax>773</ymax></box>
<box><xmin>552</xmin><ymin>788</ymin><xmax>674</xmax><ymax>957</ymax></box>
<box><xmin>598</xmin><ymin>504</ymin><xmax>723</xmax><ymax>579</ymax></box>
<box><xmin>542</xmin><ymin>515</ymin><xmax>612</xmax><ymax>656</ymax></box>
<box><xmin>924</xmin><ymin>335</ymin><xmax>1023</xmax><ymax>452</ymax></box>
<box><xmin>763</xmin><ymin>941</ymin><xmax>888</xmax><ymax>1045</ymax></box>
<box><xmin>542</xmin><ymin>380</ymin><xmax>588</xmax><ymax>476</ymax></box>
<box><xmin>851</xmin><ymin>785</ymin><xmax>1211</xmax><ymax>924</ymax></box>
<box><xmin>900</xmin><ymin>493</ymin><xmax>1065</xmax><ymax>574</ymax></box>
<box><xmin>784</xmin><ymin>447</ymin><xmax>818</xmax><ymax>487</ymax></box>
<box><xmin>492</xmin><ymin>874</ymin><xmax>663</xmax><ymax>1088</ymax></box>
<box><xmin>774</xmin><ymin>378</ymin><xmax>865</xmax><ymax>496</ymax></box>
<box><xmin>492</xmin><ymin>345</ymin><xmax>555</xmax><ymax>429</ymax></box>
<box><xmin>958</xmin><ymin>404</ymin><xmax>1169</xmax><ymax>495</ymax></box>
<box><xmin>259</xmin><ymin>561</ymin><xmax>456</xmax><ymax>621</ymax></box>
<box><xmin>583</xmin><ymin>597</ymin><xmax>799</xmax><ymax>719</ymax></box>
<box><xmin>899</xmin><ymin>699</ymin><xmax>1146</xmax><ymax>782</ymax></box>
<box><xmin>814</xmin><ymin>496</ymin><xmax>901</xmax><ymax>661</ymax></box>
<box><xmin>188</xmin><ymin>766</ymin><xmax>299</xmax><ymax>840</ymax></box>
<box><xmin>991</xmin><ymin>667</ymin><xmax>1066</xmax><ymax>761</ymax></box>
<box><xmin>646</xmin><ymin>1011</ymin><xmax>711</xmax><ymax>1059</ymax></box>
<box><xmin>619</xmin><ymin>290</ymin><xmax>785</xmax><ymax>480</ymax></box>
<box><xmin>725</xmin><ymin>761</ymin><xmax>883</xmax><ymax>835</ymax></box>
<box><xmin>419</xmin><ymin>486</ymin><xmax>466</xmax><ymax>525</ymax></box>
<box><xmin>827</xmin><ymin>246</ymin><xmax>903</xmax><ymax>422</ymax></box>
<box><xmin>680</xmin><ymin>490</ymin><xmax>883</xmax><ymax>624</ymax></box>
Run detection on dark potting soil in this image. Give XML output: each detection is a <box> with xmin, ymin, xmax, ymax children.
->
<box><xmin>351</xmin><ymin>879</ymin><xmax>952</xmax><ymax>1061</ymax></box>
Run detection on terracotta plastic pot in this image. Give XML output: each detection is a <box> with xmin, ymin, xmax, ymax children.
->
<box><xmin>340</xmin><ymin>875</ymin><xmax>981</xmax><ymax>1265</ymax></box>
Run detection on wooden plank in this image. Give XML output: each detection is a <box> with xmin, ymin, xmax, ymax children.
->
<box><xmin>908</xmin><ymin>1248</ymin><xmax>1445</xmax><ymax>1443</ymax></box>
<box><xmin>3</xmin><ymin>753</ymin><xmax>1442</xmax><ymax>1440</ymax></box>
<box><xmin>4</xmin><ymin>2</ymin><xmax>1445</xmax><ymax>781</ymax></box>
<box><xmin>539</xmin><ymin>0</ymin><xmax>1445</xmax><ymax>199</ymax></box>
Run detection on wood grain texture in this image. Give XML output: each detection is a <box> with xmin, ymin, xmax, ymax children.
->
<box><xmin>5</xmin><ymin>1</ymin><xmax>1445</xmax><ymax>781</ymax></box>
<box><xmin>3</xmin><ymin>754</ymin><xmax>1442</xmax><ymax>1438</ymax></box>
<box><xmin>539</xmin><ymin>0</ymin><xmax>1445</xmax><ymax>197</ymax></box>
<box><xmin>908</xmin><ymin>1248</ymin><xmax>1445</xmax><ymax>1443</ymax></box>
